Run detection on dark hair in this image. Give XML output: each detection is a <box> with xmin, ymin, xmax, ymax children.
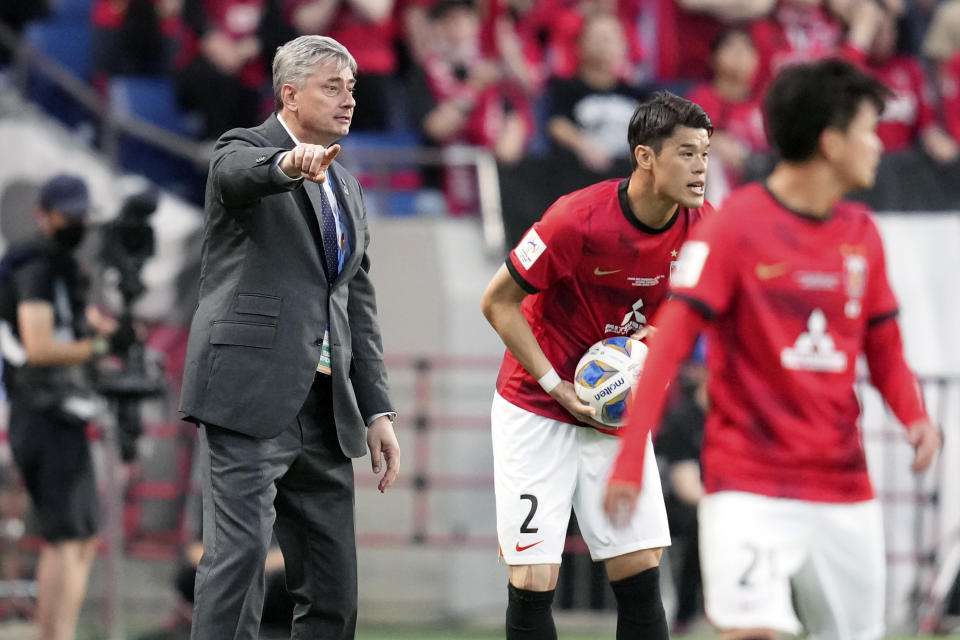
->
<box><xmin>710</xmin><ymin>26</ymin><xmax>754</xmax><ymax>54</ymax></box>
<box><xmin>428</xmin><ymin>0</ymin><xmax>476</xmax><ymax>20</ymax></box>
<box><xmin>627</xmin><ymin>91</ymin><xmax>713</xmax><ymax>169</ymax></box>
<box><xmin>763</xmin><ymin>59</ymin><xmax>891</xmax><ymax>162</ymax></box>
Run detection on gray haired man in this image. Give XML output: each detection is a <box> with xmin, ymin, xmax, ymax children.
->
<box><xmin>179</xmin><ymin>35</ymin><xmax>401</xmax><ymax>640</ymax></box>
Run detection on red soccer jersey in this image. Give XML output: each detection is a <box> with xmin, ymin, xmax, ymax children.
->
<box><xmin>686</xmin><ymin>84</ymin><xmax>767</xmax><ymax>154</ymax></box>
<box><xmin>282</xmin><ymin>0</ymin><xmax>398</xmax><ymax>74</ymax></box>
<box><xmin>842</xmin><ymin>45</ymin><xmax>937</xmax><ymax>152</ymax></box>
<box><xmin>670</xmin><ymin>183</ymin><xmax>903</xmax><ymax>502</ymax></box>
<box><xmin>750</xmin><ymin>3</ymin><xmax>843</xmax><ymax>92</ymax></box>
<box><xmin>496</xmin><ymin>179</ymin><xmax>713</xmax><ymax>431</ymax></box>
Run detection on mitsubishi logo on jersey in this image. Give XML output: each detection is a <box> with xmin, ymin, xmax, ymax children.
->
<box><xmin>605</xmin><ymin>298</ymin><xmax>647</xmax><ymax>335</ymax></box>
<box><xmin>781</xmin><ymin>309</ymin><xmax>848</xmax><ymax>373</ymax></box>
<box><xmin>622</xmin><ymin>298</ymin><xmax>646</xmax><ymax>326</ymax></box>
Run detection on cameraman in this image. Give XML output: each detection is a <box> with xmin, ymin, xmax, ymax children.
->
<box><xmin>0</xmin><ymin>175</ymin><xmax>130</xmax><ymax>640</ymax></box>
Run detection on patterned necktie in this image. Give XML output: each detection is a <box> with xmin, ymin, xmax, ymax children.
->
<box><xmin>318</xmin><ymin>184</ymin><xmax>340</xmax><ymax>283</ymax></box>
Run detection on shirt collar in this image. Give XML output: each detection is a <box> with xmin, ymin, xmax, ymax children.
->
<box><xmin>276</xmin><ymin>113</ymin><xmax>342</xmax><ymax>210</ymax></box>
<box><xmin>276</xmin><ymin>113</ymin><xmax>300</xmax><ymax>146</ymax></box>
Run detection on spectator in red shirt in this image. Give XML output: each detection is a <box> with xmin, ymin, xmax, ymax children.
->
<box><xmin>403</xmin><ymin>0</ymin><xmax>545</xmax><ymax>90</ymax></box>
<box><xmin>91</xmin><ymin>0</ymin><xmax>184</xmax><ymax>91</ymax></box>
<box><xmin>408</xmin><ymin>0</ymin><xmax>533</xmax><ymax>213</ymax></box>
<box><xmin>174</xmin><ymin>0</ymin><xmax>270</xmax><ymax>139</ymax></box>
<box><xmin>846</xmin><ymin>8</ymin><xmax>958</xmax><ymax>164</ymax></box>
<box><xmin>750</xmin><ymin>0</ymin><xmax>913</xmax><ymax>91</ymax></box>
<box><xmin>267</xmin><ymin>0</ymin><xmax>398</xmax><ymax>131</ymax></box>
<box><xmin>924</xmin><ymin>0</ymin><xmax>960</xmax><ymax>145</ymax></box>
<box><xmin>398</xmin><ymin>0</ymin><xmax>434</xmax><ymax>66</ymax></box>
<box><xmin>687</xmin><ymin>28</ymin><xmax>767</xmax><ymax>198</ymax></box>
<box><xmin>750</xmin><ymin>0</ymin><xmax>846</xmax><ymax>91</ymax></box>
<box><xmin>487</xmin><ymin>0</ymin><xmax>649</xmax><ymax>84</ymax></box>
<box><xmin>656</xmin><ymin>0</ymin><xmax>776</xmax><ymax>84</ymax></box>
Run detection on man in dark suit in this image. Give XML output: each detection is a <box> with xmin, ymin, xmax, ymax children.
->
<box><xmin>179</xmin><ymin>35</ymin><xmax>401</xmax><ymax>640</ymax></box>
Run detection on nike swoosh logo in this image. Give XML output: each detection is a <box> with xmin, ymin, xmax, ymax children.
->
<box><xmin>755</xmin><ymin>262</ymin><xmax>788</xmax><ymax>280</ymax></box>
<box><xmin>515</xmin><ymin>540</ymin><xmax>543</xmax><ymax>552</ymax></box>
<box><xmin>594</xmin><ymin>268</ymin><xmax>623</xmax><ymax>276</ymax></box>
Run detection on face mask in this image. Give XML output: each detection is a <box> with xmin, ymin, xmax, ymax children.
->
<box><xmin>52</xmin><ymin>222</ymin><xmax>86</xmax><ymax>251</ymax></box>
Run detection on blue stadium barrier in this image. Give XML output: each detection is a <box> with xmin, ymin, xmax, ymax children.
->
<box><xmin>24</xmin><ymin>21</ymin><xmax>92</xmax><ymax>126</ymax></box>
<box><xmin>340</xmin><ymin>130</ymin><xmax>424</xmax><ymax>216</ymax></box>
<box><xmin>53</xmin><ymin>0</ymin><xmax>96</xmax><ymax>20</ymax></box>
<box><xmin>109</xmin><ymin>75</ymin><xmax>194</xmax><ymax>135</ymax></box>
<box><xmin>108</xmin><ymin>75</ymin><xmax>202</xmax><ymax>199</ymax></box>
<box><xmin>24</xmin><ymin>23</ymin><xmax>90</xmax><ymax>78</ymax></box>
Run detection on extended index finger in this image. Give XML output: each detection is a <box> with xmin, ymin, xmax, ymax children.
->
<box><xmin>322</xmin><ymin>144</ymin><xmax>341</xmax><ymax>165</ymax></box>
<box><xmin>312</xmin><ymin>144</ymin><xmax>341</xmax><ymax>183</ymax></box>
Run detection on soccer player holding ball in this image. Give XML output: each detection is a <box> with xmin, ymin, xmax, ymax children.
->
<box><xmin>481</xmin><ymin>92</ymin><xmax>714</xmax><ymax>639</ymax></box>
<box><xmin>604</xmin><ymin>60</ymin><xmax>942</xmax><ymax>640</ymax></box>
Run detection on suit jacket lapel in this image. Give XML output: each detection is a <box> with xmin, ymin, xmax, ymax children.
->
<box><xmin>259</xmin><ymin>115</ymin><xmax>331</xmax><ymax>284</ymax></box>
<box><xmin>261</xmin><ymin>115</ymin><xmax>359</xmax><ymax>287</ymax></box>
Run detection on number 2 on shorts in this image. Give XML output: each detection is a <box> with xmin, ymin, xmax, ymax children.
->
<box><xmin>520</xmin><ymin>494</ymin><xmax>539</xmax><ymax>533</ymax></box>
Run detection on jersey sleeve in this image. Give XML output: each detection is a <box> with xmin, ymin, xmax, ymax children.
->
<box><xmin>863</xmin><ymin>216</ymin><xmax>899</xmax><ymax>325</ymax></box>
<box><xmin>610</xmin><ymin>300</ymin><xmax>705</xmax><ymax>487</ymax></box>
<box><xmin>864</xmin><ymin>317</ymin><xmax>928</xmax><ymax>428</ymax></box>
<box><xmin>506</xmin><ymin>203</ymin><xmax>584</xmax><ymax>294</ymax></box>
<box><xmin>669</xmin><ymin>211</ymin><xmax>738</xmax><ymax>318</ymax></box>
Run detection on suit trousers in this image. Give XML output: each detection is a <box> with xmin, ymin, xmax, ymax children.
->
<box><xmin>191</xmin><ymin>374</ymin><xmax>357</xmax><ymax>640</ymax></box>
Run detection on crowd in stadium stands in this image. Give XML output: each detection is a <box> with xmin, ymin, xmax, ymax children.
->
<box><xmin>1</xmin><ymin>0</ymin><xmax>959</xmax><ymax>222</ymax></box>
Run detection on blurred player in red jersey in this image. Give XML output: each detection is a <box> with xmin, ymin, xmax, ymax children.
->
<box><xmin>604</xmin><ymin>59</ymin><xmax>942</xmax><ymax>640</ymax></box>
<box><xmin>481</xmin><ymin>92</ymin><xmax>713</xmax><ymax>640</ymax></box>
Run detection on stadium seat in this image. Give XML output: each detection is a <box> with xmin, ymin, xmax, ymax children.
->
<box><xmin>108</xmin><ymin>76</ymin><xmax>203</xmax><ymax>199</ymax></box>
<box><xmin>109</xmin><ymin>76</ymin><xmax>196</xmax><ymax>136</ymax></box>
<box><xmin>24</xmin><ymin>21</ymin><xmax>91</xmax><ymax>80</ymax></box>
<box><xmin>24</xmin><ymin>20</ymin><xmax>93</xmax><ymax>126</ymax></box>
<box><xmin>53</xmin><ymin>0</ymin><xmax>96</xmax><ymax>21</ymax></box>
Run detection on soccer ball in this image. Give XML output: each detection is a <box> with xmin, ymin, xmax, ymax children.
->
<box><xmin>573</xmin><ymin>337</ymin><xmax>648</xmax><ymax>428</ymax></box>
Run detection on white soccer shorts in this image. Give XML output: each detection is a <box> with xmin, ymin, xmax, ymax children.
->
<box><xmin>491</xmin><ymin>392</ymin><xmax>670</xmax><ymax>565</ymax></box>
<box><xmin>699</xmin><ymin>491</ymin><xmax>885</xmax><ymax>640</ymax></box>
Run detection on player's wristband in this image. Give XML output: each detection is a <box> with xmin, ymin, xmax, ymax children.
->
<box><xmin>91</xmin><ymin>336</ymin><xmax>109</xmax><ymax>357</ymax></box>
<box><xmin>537</xmin><ymin>368</ymin><xmax>561</xmax><ymax>394</ymax></box>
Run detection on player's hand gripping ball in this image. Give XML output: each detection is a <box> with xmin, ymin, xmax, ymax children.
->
<box><xmin>574</xmin><ymin>337</ymin><xmax>648</xmax><ymax>428</ymax></box>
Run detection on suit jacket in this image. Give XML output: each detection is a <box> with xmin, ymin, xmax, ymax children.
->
<box><xmin>180</xmin><ymin>114</ymin><xmax>392</xmax><ymax>458</ymax></box>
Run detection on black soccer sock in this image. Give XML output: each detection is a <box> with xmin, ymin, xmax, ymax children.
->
<box><xmin>610</xmin><ymin>566</ymin><xmax>669</xmax><ymax>640</ymax></box>
<box><xmin>506</xmin><ymin>583</ymin><xmax>558</xmax><ymax>640</ymax></box>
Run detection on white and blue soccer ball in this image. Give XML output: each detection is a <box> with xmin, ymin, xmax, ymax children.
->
<box><xmin>573</xmin><ymin>337</ymin><xmax>648</xmax><ymax>428</ymax></box>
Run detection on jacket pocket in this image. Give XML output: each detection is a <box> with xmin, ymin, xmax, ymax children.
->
<box><xmin>210</xmin><ymin>321</ymin><xmax>276</xmax><ymax>349</ymax></box>
<box><xmin>235</xmin><ymin>293</ymin><xmax>281</xmax><ymax>317</ymax></box>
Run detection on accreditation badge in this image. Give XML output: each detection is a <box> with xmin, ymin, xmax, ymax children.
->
<box><xmin>316</xmin><ymin>327</ymin><xmax>332</xmax><ymax>375</ymax></box>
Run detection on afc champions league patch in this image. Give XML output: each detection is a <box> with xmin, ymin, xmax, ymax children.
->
<box><xmin>841</xmin><ymin>245</ymin><xmax>867</xmax><ymax>319</ymax></box>
<box><xmin>515</xmin><ymin>228</ymin><xmax>548</xmax><ymax>270</ymax></box>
